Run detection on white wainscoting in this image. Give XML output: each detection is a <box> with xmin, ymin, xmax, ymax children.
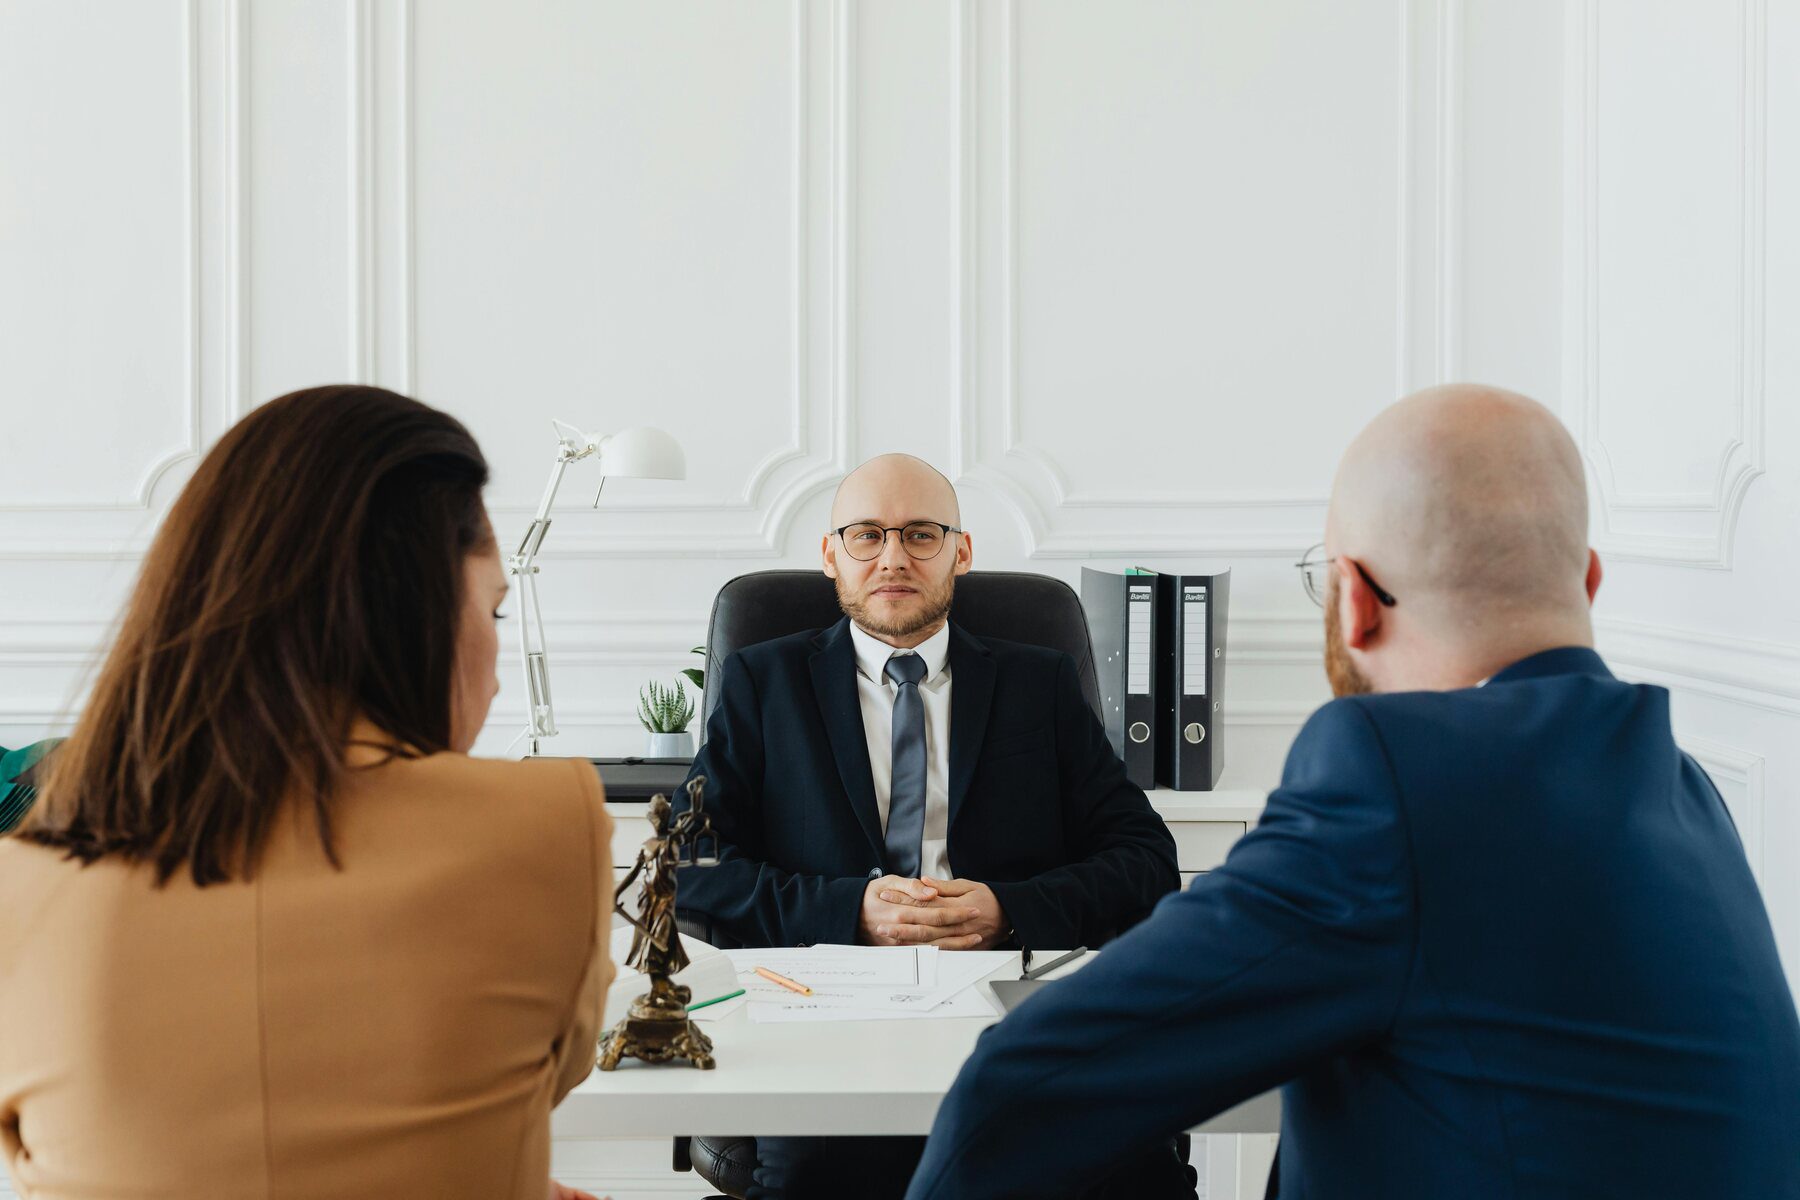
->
<box><xmin>1563</xmin><ymin>0</ymin><xmax>1768</xmax><ymax>569</ymax></box>
<box><xmin>4</xmin><ymin>3</ymin><xmax>1798</xmax><ymax>1199</ymax></box>
<box><xmin>1569</xmin><ymin>0</ymin><xmax>1800</xmax><ymax>986</ymax></box>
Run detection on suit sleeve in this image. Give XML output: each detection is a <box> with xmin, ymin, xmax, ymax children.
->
<box><xmin>551</xmin><ymin>757</ymin><xmax>614</xmax><ymax>1104</ymax></box>
<box><xmin>984</xmin><ymin>653</ymin><xmax>1180</xmax><ymax>948</ymax></box>
<box><xmin>675</xmin><ymin>651</ymin><xmax>868</xmax><ymax>948</ymax></box>
<box><xmin>905</xmin><ymin>699</ymin><xmax>1416</xmax><ymax>1200</ymax></box>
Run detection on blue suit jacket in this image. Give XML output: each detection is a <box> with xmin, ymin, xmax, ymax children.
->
<box><xmin>906</xmin><ymin>647</ymin><xmax>1800</xmax><ymax>1199</ymax></box>
<box><xmin>674</xmin><ymin>618</ymin><xmax>1179</xmax><ymax>951</ymax></box>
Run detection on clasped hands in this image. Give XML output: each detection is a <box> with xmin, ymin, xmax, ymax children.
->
<box><xmin>858</xmin><ymin>874</ymin><xmax>1008</xmax><ymax>950</ymax></box>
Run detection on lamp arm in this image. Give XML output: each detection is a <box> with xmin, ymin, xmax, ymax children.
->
<box><xmin>509</xmin><ymin>444</ymin><xmax>582</xmax><ymax>755</ymax></box>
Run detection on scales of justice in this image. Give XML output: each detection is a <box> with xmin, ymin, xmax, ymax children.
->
<box><xmin>599</xmin><ymin>774</ymin><xmax>721</xmax><ymax>1071</ymax></box>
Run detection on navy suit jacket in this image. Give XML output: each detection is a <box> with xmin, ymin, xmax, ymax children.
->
<box><xmin>673</xmin><ymin>617</ymin><xmax>1179</xmax><ymax>951</ymax></box>
<box><xmin>906</xmin><ymin>647</ymin><xmax>1800</xmax><ymax>1200</ymax></box>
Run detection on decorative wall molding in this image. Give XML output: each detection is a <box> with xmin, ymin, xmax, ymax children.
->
<box><xmin>0</xmin><ymin>0</ymin><xmax>205</xmax><ymax>516</ymax></box>
<box><xmin>1431</xmin><ymin>0</ymin><xmax>1465</xmax><ymax>384</ymax></box>
<box><xmin>475</xmin><ymin>0</ymin><xmax>853</xmax><ymax>558</ymax></box>
<box><xmin>0</xmin><ymin>607</ymin><xmax>1327</xmax><ymax>742</ymax></box>
<box><xmin>16</xmin><ymin>608</ymin><xmax>1796</xmax><ymax>738</ymax></box>
<box><xmin>137</xmin><ymin>0</ymin><xmax>207</xmax><ymax>510</ymax></box>
<box><xmin>1564</xmin><ymin>0</ymin><xmax>1768</xmax><ymax>568</ymax></box>
<box><xmin>0</xmin><ymin>609</ymin><xmax>710</xmax><ymax>664</ymax></box>
<box><xmin>349</xmin><ymin>0</ymin><xmax>376</xmax><ymax>385</ymax></box>
<box><xmin>0</xmin><ymin>0</ymin><xmax>246</xmax><ymax>548</ymax></box>
<box><xmin>1396</xmin><ymin>0</ymin><xmax>1465</xmax><ymax>397</ymax></box>
<box><xmin>225</xmin><ymin>0</ymin><xmax>249</xmax><ymax>424</ymax></box>
<box><xmin>0</xmin><ymin>538</ymin><xmax>163</xmax><ymax>563</ymax></box>
<box><xmin>2</xmin><ymin>611</ymin><xmax>1328</xmax><ymax>665</ymax></box>
<box><xmin>0</xmin><ymin>1</ymin><xmax>848</xmax><ymax>564</ymax></box>
<box><xmin>1230</xmin><ymin>616</ymin><xmax>1325</xmax><ymax>666</ymax></box>
<box><xmin>361</xmin><ymin>0</ymin><xmax>414</xmax><ymax>395</ymax></box>
<box><xmin>1597</xmin><ymin>615</ymin><xmax>1800</xmax><ymax>716</ymax></box>
<box><xmin>0</xmin><ymin>694</ymin><xmax>1329</xmax><ymax>745</ymax></box>
<box><xmin>951</xmin><ymin>0</ymin><xmax>1463</xmax><ymax>559</ymax></box>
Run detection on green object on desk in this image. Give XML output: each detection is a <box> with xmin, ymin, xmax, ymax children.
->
<box><xmin>1</xmin><ymin>738</ymin><xmax>63</xmax><ymax>835</ymax></box>
<box><xmin>688</xmin><ymin>988</ymin><xmax>746</xmax><ymax>1012</ymax></box>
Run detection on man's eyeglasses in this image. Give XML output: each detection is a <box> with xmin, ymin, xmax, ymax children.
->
<box><xmin>832</xmin><ymin>521</ymin><xmax>964</xmax><ymax>562</ymax></box>
<box><xmin>1296</xmin><ymin>542</ymin><xmax>1397</xmax><ymax>609</ymax></box>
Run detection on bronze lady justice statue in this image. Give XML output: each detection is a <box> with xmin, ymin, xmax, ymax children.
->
<box><xmin>598</xmin><ymin>775</ymin><xmax>719</xmax><ymax>1071</ymax></box>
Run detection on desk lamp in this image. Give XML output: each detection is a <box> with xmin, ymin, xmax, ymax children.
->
<box><xmin>511</xmin><ymin>419</ymin><xmax>685</xmax><ymax>756</ymax></box>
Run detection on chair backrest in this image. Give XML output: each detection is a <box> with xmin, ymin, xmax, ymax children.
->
<box><xmin>699</xmin><ymin>570</ymin><xmax>1101</xmax><ymax>737</ymax></box>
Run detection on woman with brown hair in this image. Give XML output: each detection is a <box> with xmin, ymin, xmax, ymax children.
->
<box><xmin>0</xmin><ymin>386</ymin><xmax>613</xmax><ymax>1199</ymax></box>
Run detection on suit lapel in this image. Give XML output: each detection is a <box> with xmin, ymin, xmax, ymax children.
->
<box><xmin>808</xmin><ymin>619</ymin><xmax>886</xmax><ymax>860</ymax></box>
<box><xmin>946</xmin><ymin>622</ymin><xmax>996</xmax><ymax>832</ymax></box>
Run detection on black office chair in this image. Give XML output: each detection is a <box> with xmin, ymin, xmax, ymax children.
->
<box><xmin>696</xmin><ymin>568</ymin><xmax>1102</xmax><ymax>734</ymax></box>
<box><xmin>676</xmin><ymin>569</ymin><xmax>1105</xmax><ymax>1199</ymax></box>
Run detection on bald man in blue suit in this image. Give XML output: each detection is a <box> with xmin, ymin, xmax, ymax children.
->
<box><xmin>906</xmin><ymin>385</ymin><xmax>1800</xmax><ymax>1200</ymax></box>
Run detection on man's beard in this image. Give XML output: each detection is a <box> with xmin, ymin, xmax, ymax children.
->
<box><xmin>836</xmin><ymin>570</ymin><xmax>956</xmax><ymax>640</ymax></box>
<box><xmin>1323</xmin><ymin>577</ymin><xmax>1374</xmax><ymax>697</ymax></box>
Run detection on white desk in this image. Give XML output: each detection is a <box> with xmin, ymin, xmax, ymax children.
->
<box><xmin>555</xmin><ymin>950</ymin><xmax>1280</xmax><ymax>1140</ymax></box>
<box><xmin>581</xmin><ymin>790</ymin><xmax>1281</xmax><ymax>1193</ymax></box>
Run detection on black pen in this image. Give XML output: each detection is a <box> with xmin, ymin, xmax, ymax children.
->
<box><xmin>1024</xmin><ymin>946</ymin><xmax>1087</xmax><ymax>981</ymax></box>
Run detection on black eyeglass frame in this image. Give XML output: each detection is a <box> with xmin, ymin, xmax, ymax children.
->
<box><xmin>1296</xmin><ymin>543</ymin><xmax>1397</xmax><ymax>609</ymax></box>
<box><xmin>831</xmin><ymin>520</ymin><xmax>966</xmax><ymax>562</ymax></box>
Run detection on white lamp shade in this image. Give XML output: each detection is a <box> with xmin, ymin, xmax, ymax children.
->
<box><xmin>593</xmin><ymin>425</ymin><xmax>686</xmax><ymax>480</ymax></box>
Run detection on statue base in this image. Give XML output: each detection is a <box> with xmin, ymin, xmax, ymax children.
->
<box><xmin>597</xmin><ymin>979</ymin><xmax>716</xmax><ymax>1071</ymax></box>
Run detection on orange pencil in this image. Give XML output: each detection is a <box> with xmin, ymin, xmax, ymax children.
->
<box><xmin>754</xmin><ymin>966</ymin><xmax>813</xmax><ymax>996</ymax></box>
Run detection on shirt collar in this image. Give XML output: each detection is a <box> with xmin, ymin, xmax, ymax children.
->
<box><xmin>849</xmin><ymin>620</ymin><xmax>952</xmax><ymax>685</ymax></box>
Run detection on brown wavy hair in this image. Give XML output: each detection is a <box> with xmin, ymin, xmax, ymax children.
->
<box><xmin>21</xmin><ymin>385</ymin><xmax>491</xmax><ymax>886</ymax></box>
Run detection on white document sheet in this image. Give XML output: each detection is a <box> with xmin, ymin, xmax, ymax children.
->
<box><xmin>747</xmin><ymin>981</ymin><xmax>997</xmax><ymax>1023</ymax></box>
<box><xmin>723</xmin><ymin>944</ymin><xmax>933</xmax><ymax>988</ymax></box>
<box><xmin>726</xmin><ymin>946</ymin><xmax>998</xmax><ymax>1023</ymax></box>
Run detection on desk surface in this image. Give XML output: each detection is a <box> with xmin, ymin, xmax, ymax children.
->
<box><xmin>556</xmin><ymin>950</ymin><xmax>1280</xmax><ymax>1139</ymax></box>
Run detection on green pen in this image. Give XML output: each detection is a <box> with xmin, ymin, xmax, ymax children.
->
<box><xmin>687</xmin><ymin>988</ymin><xmax>746</xmax><ymax>1012</ymax></box>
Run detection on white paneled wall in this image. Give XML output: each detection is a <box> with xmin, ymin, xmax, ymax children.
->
<box><xmin>1572</xmin><ymin>0</ymin><xmax>1800</xmax><ymax>1019</ymax></box>
<box><xmin>3</xmin><ymin>2</ymin><xmax>1797</xmax><ymax>1197</ymax></box>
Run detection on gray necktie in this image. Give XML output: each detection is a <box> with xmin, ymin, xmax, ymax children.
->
<box><xmin>883</xmin><ymin>653</ymin><xmax>929</xmax><ymax>877</ymax></box>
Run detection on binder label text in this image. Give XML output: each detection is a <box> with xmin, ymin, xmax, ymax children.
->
<box><xmin>1183</xmin><ymin>586</ymin><xmax>1208</xmax><ymax>696</ymax></box>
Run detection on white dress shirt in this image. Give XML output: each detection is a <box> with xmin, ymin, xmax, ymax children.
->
<box><xmin>848</xmin><ymin>620</ymin><xmax>954</xmax><ymax>880</ymax></box>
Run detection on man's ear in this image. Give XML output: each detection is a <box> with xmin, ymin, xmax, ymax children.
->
<box><xmin>953</xmin><ymin>532</ymin><xmax>973</xmax><ymax>576</ymax></box>
<box><xmin>1585</xmin><ymin>548</ymin><xmax>1603</xmax><ymax>606</ymax></box>
<box><xmin>1337</xmin><ymin>557</ymin><xmax>1386</xmax><ymax>650</ymax></box>
<box><xmin>822</xmin><ymin>533</ymin><xmax>839</xmax><ymax>580</ymax></box>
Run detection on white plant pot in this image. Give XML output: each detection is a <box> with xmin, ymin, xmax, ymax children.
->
<box><xmin>644</xmin><ymin>731</ymin><xmax>694</xmax><ymax>759</ymax></box>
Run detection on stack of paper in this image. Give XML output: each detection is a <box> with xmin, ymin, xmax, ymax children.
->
<box><xmin>722</xmin><ymin>945</ymin><xmax>997</xmax><ymax>1023</ymax></box>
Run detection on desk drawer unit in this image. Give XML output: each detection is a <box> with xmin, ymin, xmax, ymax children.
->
<box><xmin>1168</xmin><ymin>820</ymin><xmax>1246</xmax><ymax>873</ymax></box>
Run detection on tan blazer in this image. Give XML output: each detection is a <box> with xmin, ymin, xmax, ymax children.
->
<box><xmin>0</xmin><ymin>745</ymin><xmax>613</xmax><ymax>1199</ymax></box>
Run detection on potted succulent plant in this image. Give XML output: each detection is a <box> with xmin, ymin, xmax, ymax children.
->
<box><xmin>637</xmin><ymin>678</ymin><xmax>696</xmax><ymax>758</ymax></box>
